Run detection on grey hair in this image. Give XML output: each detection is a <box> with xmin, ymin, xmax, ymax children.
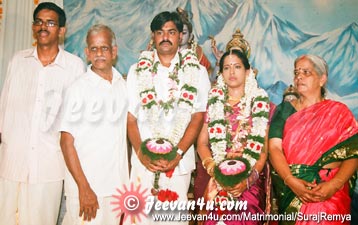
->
<box><xmin>294</xmin><ymin>54</ymin><xmax>328</xmax><ymax>77</ymax></box>
<box><xmin>86</xmin><ymin>24</ymin><xmax>117</xmax><ymax>46</ymax></box>
<box><xmin>294</xmin><ymin>54</ymin><xmax>328</xmax><ymax>97</ymax></box>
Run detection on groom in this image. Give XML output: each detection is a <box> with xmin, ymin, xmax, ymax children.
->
<box><xmin>126</xmin><ymin>10</ymin><xmax>210</xmax><ymax>225</ymax></box>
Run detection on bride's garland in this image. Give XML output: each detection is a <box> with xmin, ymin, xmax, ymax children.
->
<box><xmin>207</xmin><ymin>70</ymin><xmax>269</xmax><ymax>186</ymax></box>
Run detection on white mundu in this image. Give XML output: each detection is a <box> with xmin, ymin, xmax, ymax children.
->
<box><xmin>0</xmin><ymin>47</ymin><xmax>84</xmax><ymax>225</ymax></box>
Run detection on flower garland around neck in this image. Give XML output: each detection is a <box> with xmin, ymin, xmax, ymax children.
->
<box><xmin>136</xmin><ymin>48</ymin><xmax>200</xmax><ymax>198</ymax></box>
<box><xmin>207</xmin><ymin>69</ymin><xmax>270</xmax><ymax>187</ymax></box>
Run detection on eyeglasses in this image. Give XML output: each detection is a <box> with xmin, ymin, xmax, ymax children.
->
<box><xmin>33</xmin><ymin>19</ymin><xmax>58</xmax><ymax>27</ymax></box>
<box><xmin>293</xmin><ymin>68</ymin><xmax>313</xmax><ymax>77</ymax></box>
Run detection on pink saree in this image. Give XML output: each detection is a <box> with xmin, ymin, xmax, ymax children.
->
<box><xmin>270</xmin><ymin>100</ymin><xmax>358</xmax><ymax>225</ymax></box>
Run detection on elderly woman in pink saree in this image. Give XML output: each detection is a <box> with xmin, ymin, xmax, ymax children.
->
<box><xmin>197</xmin><ymin>49</ymin><xmax>270</xmax><ymax>225</ymax></box>
<box><xmin>269</xmin><ymin>54</ymin><xmax>358</xmax><ymax>225</ymax></box>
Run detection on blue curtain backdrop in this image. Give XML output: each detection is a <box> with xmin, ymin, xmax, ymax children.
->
<box><xmin>64</xmin><ymin>0</ymin><xmax>358</xmax><ymax>118</ymax></box>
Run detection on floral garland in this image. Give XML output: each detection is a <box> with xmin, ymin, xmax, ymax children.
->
<box><xmin>207</xmin><ymin>69</ymin><xmax>269</xmax><ymax>184</ymax></box>
<box><xmin>136</xmin><ymin>48</ymin><xmax>200</xmax><ymax>145</ymax></box>
<box><xmin>136</xmin><ymin>48</ymin><xmax>201</xmax><ymax>197</ymax></box>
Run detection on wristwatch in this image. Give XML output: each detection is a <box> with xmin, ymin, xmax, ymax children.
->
<box><xmin>176</xmin><ymin>148</ymin><xmax>184</xmax><ymax>158</ymax></box>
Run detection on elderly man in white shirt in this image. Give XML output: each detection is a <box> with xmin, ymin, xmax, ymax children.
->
<box><xmin>0</xmin><ymin>2</ymin><xmax>84</xmax><ymax>225</ymax></box>
<box><xmin>126</xmin><ymin>11</ymin><xmax>210</xmax><ymax>225</ymax></box>
<box><xmin>60</xmin><ymin>24</ymin><xmax>129</xmax><ymax>225</ymax></box>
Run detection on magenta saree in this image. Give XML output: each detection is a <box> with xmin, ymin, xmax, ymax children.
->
<box><xmin>202</xmin><ymin>99</ymin><xmax>269</xmax><ymax>225</ymax></box>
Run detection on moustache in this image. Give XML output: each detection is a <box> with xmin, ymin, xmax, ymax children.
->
<box><xmin>159</xmin><ymin>40</ymin><xmax>172</xmax><ymax>46</ymax></box>
<box><xmin>38</xmin><ymin>30</ymin><xmax>50</xmax><ymax>35</ymax></box>
<box><xmin>94</xmin><ymin>57</ymin><xmax>106</xmax><ymax>61</ymax></box>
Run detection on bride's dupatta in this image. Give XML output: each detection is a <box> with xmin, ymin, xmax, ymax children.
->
<box><xmin>273</xmin><ymin>100</ymin><xmax>358</xmax><ymax>225</ymax></box>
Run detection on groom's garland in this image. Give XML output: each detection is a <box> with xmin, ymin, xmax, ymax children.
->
<box><xmin>136</xmin><ymin>48</ymin><xmax>201</xmax><ymax>198</ymax></box>
<box><xmin>136</xmin><ymin>48</ymin><xmax>200</xmax><ymax>147</ymax></box>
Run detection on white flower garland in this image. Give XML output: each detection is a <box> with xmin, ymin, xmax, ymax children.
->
<box><xmin>136</xmin><ymin>49</ymin><xmax>200</xmax><ymax>146</ymax></box>
<box><xmin>207</xmin><ymin>70</ymin><xmax>270</xmax><ymax>168</ymax></box>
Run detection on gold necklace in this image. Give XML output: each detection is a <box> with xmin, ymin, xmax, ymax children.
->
<box><xmin>228</xmin><ymin>95</ymin><xmax>242</xmax><ymax>101</ymax></box>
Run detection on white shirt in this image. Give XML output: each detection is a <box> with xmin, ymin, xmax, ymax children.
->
<box><xmin>60</xmin><ymin>66</ymin><xmax>129</xmax><ymax>197</ymax></box>
<box><xmin>127</xmin><ymin>50</ymin><xmax>211</xmax><ymax>175</ymax></box>
<box><xmin>0</xmin><ymin>47</ymin><xmax>84</xmax><ymax>184</ymax></box>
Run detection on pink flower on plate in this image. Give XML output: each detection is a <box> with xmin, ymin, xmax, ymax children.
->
<box><xmin>219</xmin><ymin>159</ymin><xmax>246</xmax><ymax>175</ymax></box>
<box><xmin>146</xmin><ymin>139</ymin><xmax>173</xmax><ymax>154</ymax></box>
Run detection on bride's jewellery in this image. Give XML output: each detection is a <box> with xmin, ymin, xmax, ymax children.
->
<box><xmin>207</xmin><ymin>70</ymin><xmax>269</xmax><ymax>187</ymax></box>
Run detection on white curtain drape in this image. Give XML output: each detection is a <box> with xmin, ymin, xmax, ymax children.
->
<box><xmin>0</xmin><ymin>0</ymin><xmax>63</xmax><ymax>88</ymax></box>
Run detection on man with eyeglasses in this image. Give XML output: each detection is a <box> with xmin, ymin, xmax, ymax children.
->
<box><xmin>59</xmin><ymin>24</ymin><xmax>129</xmax><ymax>225</ymax></box>
<box><xmin>0</xmin><ymin>2</ymin><xmax>84</xmax><ymax>225</ymax></box>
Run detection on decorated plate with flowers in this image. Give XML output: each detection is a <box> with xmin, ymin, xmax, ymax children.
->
<box><xmin>214</xmin><ymin>157</ymin><xmax>250</xmax><ymax>187</ymax></box>
<box><xmin>141</xmin><ymin>138</ymin><xmax>177</xmax><ymax>161</ymax></box>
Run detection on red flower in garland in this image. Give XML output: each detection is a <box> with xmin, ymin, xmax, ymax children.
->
<box><xmin>218</xmin><ymin>190</ymin><xmax>228</xmax><ymax>197</ymax></box>
<box><xmin>157</xmin><ymin>189</ymin><xmax>179</xmax><ymax>202</ymax></box>
<box><xmin>215</xmin><ymin>190</ymin><xmax>230</xmax><ymax>216</ymax></box>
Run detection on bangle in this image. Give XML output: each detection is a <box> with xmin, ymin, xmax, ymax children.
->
<box><xmin>202</xmin><ymin>157</ymin><xmax>214</xmax><ymax>169</ymax></box>
<box><xmin>284</xmin><ymin>175</ymin><xmax>294</xmax><ymax>185</ymax></box>
<box><xmin>205</xmin><ymin>161</ymin><xmax>216</xmax><ymax>177</ymax></box>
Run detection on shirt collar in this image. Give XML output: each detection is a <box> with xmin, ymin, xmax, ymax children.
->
<box><xmin>153</xmin><ymin>49</ymin><xmax>180</xmax><ymax>71</ymax></box>
<box><xmin>25</xmin><ymin>46</ymin><xmax>68</xmax><ymax>69</ymax></box>
<box><xmin>86</xmin><ymin>65</ymin><xmax>122</xmax><ymax>85</ymax></box>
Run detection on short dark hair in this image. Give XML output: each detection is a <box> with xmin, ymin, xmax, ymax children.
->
<box><xmin>150</xmin><ymin>11</ymin><xmax>183</xmax><ymax>33</ymax></box>
<box><xmin>33</xmin><ymin>2</ymin><xmax>66</xmax><ymax>27</ymax></box>
<box><xmin>219</xmin><ymin>49</ymin><xmax>250</xmax><ymax>73</ymax></box>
